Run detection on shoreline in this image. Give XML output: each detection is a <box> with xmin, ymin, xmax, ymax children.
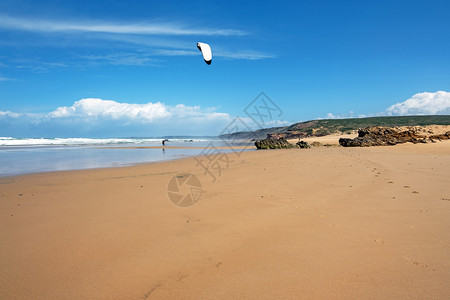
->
<box><xmin>0</xmin><ymin>143</ymin><xmax>255</xmax><ymax>179</ymax></box>
<box><xmin>97</xmin><ymin>145</ymin><xmax>256</xmax><ymax>150</ymax></box>
<box><xmin>1</xmin><ymin>140</ymin><xmax>450</xmax><ymax>299</ymax></box>
<box><xmin>1</xmin><ymin>137</ymin><xmax>447</xmax><ymax>180</ymax></box>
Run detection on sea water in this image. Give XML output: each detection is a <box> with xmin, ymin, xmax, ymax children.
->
<box><xmin>0</xmin><ymin>137</ymin><xmax>254</xmax><ymax>177</ymax></box>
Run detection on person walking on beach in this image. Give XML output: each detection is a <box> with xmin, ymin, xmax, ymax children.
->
<box><xmin>162</xmin><ymin>139</ymin><xmax>166</xmax><ymax>146</ymax></box>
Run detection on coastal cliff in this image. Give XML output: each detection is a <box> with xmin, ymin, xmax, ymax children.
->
<box><xmin>339</xmin><ymin>126</ymin><xmax>450</xmax><ymax>147</ymax></box>
<box><xmin>220</xmin><ymin>115</ymin><xmax>450</xmax><ymax>141</ymax></box>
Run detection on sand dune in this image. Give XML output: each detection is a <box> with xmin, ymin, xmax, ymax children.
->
<box><xmin>1</xmin><ymin>140</ymin><xmax>450</xmax><ymax>299</ymax></box>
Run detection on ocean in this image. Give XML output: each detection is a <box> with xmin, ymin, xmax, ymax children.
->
<box><xmin>0</xmin><ymin>137</ymin><xmax>254</xmax><ymax>177</ymax></box>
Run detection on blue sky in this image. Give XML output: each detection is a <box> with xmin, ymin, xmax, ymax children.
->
<box><xmin>1</xmin><ymin>0</ymin><xmax>450</xmax><ymax>137</ymax></box>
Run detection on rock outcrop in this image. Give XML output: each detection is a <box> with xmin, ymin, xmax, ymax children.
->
<box><xmin>339</xmin><ymin>126</ymin><xmax>450</xmax><ymax>147</ymax></box>
<box><xmin>296</xmin><ymin>140</ymin><xmax>310</xmax><ymax>148</ymax></box>
<box><xmin>429</xmin><ymin>131</ymin><xmax>450</xmax><ymax>141</ymax></box>
<box><xmin>255</xmin><ymin>138</ymin><xmax>311</xmax><ymax>149</ymax></box>
<box><xmin>255</xmin><ymin>138</ymin><xmax>294</xmax><ymax>149</ymax></box>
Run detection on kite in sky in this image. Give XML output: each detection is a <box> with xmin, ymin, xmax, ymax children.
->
<box><xmin>197</xmin><ymin>42</ymin><xmax>212</xmax><ymax>65</ymax></box>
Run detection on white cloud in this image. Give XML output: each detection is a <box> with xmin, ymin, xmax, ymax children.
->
<box><xmin>214</xmin><ymin>50</ymin><xmax>276</xmax><ymax>60</ymax></box>
<box><xmin>324</xmin><ymin>91</ymin><xmax>450</xmax><ymax>120</ymax></box>
<box><xmin>0</xmin><ymin>15</ymin><xmax>277</xmax><ymax>61</ymax></box>
<box><xmin>82</xmin><ymin>53</ymin><xmax>161</xmax><ymax>66</ymax></box>
<box><xmin>0</xmin><ymin>98</ymin><xmax>233</xmax><ymax>136</ymax></box>
<box><xmin>48</xmin><ymin>98</ymin><xmax>170</xmax><ymax>121</ymax></box>
<box><xmin>324</xmin><ymin>111</ymin><xmax>360</xmax><ymax>119</ymax></box>
<box><xmin>170</xmin><ymin>104</ymin><xmax>229</xmax><ymax>120</ymax></box>
<box><xmin>156</xmin><ymin>48</ymin><xmax>275</xmax><ymax>60</ymax></box>
<box><xmin>47</xmin><ymin>98</ymin><xmax>231</xmax><ymax>124</ymax></box>
<box><xmin>0</xmin><ymin>110</ymin><xmax>20</xmax><ymax>117</ymax></box>
<box><xmin>262</xmin><ymin>119</ymin><xmax>291</xmax><ymax>127</ymax></box>
<box><xmin>0</xmin><ymin>15</ymin><xmax>246</xmax><ymax>36</ymax></box>
<box><xmin>386</xmin><ymin>91</ymin><xmax>450</xmax><ymax>115</ymax></box>
<box><xmin>0</xmin><ymin>16</ymin><xmax>275</xmax><ymax>65</ymax></box>
<box><xmin>98</xmin><ymin>36</ymin><xmax>275</xmax><ymax>61</ymax></box>
<box><xmin>326</xmin><ymin>113</ymin><xmax>337</xmax><ymax>119</ymax></box>
<box><xmin>155</xmin><ymin>49</ymin><xmax>198</xmax><ymax>56</ymax></box>
<box><xmin>0</xmin><ymin>76</ymin><xmax>13</xmax><ymax>81</ymax></box>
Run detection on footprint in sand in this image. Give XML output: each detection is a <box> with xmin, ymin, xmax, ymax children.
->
<box><xmin>404</xmin><ymin>256</ymin><xmax>428</xmax><ymax>268</ymax></box>
<box><xmin>177</xmin><ymin>274</ymin><xmax>188</xmax><ymax>282</ymax></box>
<box><xmin>143</xmin><ymin>283</ymin><xmax>162</xmax><ymax>299</ymax></box>
<box><xmin>375</xmin><ymin>238</ymin><xmax>384</xmax><ymax>245</ymax></box>
<box><xmin>328</xmin><ymin>223</ymin><xmax>339</xmax><ymax>230</ymax></box>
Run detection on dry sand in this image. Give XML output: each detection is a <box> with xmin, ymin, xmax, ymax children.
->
<box><xmin>288</xmin><ymin>133</ymin><xmax>358</xmax><ymax>146</ymax></box>
<box><xmin>1</xmin><ymin>140</ymin><xmax>450</xmax><ymax>299</ymax></box>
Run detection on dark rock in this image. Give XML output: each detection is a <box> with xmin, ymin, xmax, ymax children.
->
<box><xmin>339</xmin><ymin>126</ymin><xmax>432</xmax><ymax>147</ymax></box>
<box><xmin>255</xmin><ymin>138</ymin><xmax>294</xmax><ymax>149</ymax></box>
<box><xmin>429</xmin><ymin>131</ymin><xmax>450</xmax><ymax>141</ymax></box>
<box><xmin>296</xmin><ymin>140</ymin><xmax>310</xmax><ymax>148</ymax></box>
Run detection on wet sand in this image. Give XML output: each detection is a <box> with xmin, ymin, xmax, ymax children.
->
<box><xmin>1</xmin><ymin>140</ymin><xmax>450</xmax><ymax>299</ymax></box>
<box><xmin>100</xmin><ymin>145</ymin><xmax>256</xmax><ymax>150</ymax></box>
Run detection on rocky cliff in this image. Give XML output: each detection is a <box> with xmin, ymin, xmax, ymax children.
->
<box><xmin>219</xmin><ymin>116</ymin><xmax>450</xmax><ymax>141</ymax></box>
<box><xmin>339</xmin><ymin>126</ymin><xmax>450</xmax><ymax>147</ymax></box>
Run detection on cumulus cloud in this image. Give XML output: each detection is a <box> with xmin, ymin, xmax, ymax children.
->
<box><xmin>324</xmin><ymin>91</ymin><xmax>450</xmax><ymax>120</ymax></box>
<box><xmin>0</xmin><ymin>110</ymin><xmax>20</xmax><ymax>118</ymax></box>
<box><xmin>0</xmin><ymin>98</ymin><xmax>233</xmax><ymax>137</ymax></box>
<box><xmin>386</xmin><ymin>91</ymin><xmax>450</xmax><ymax>115</ymax></box>
<box><xmin>46</xmin><ymin>98</ymin><xmax>231</xmax><ymax>122</ymax></box>
<box><xmin>324</xmin><ymin>111</ymin><xmax>362</xmax><ymax>119</ymax></box>
<box><xmin>326</xmin><ymin>113</ymin><xmax>340</xmax><ymax>119</ymax></box>
<box><xmin>48</xmin><ymin>98</ymin><xmax>171</xmax><ymax>121</ymax></box>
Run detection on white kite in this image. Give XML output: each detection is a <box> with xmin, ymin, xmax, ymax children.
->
<box><xmin>197</xmin><ymin>42</ymin><xmax>212</xmax><ymax>65</ymax></box>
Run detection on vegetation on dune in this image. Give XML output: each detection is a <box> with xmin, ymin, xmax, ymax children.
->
<box><xmin>281</xmin><ymin>115</ymin><xmax>450</xmax><ymax>138</ymax></box>
<box><xmin>220</xmin><ymin>115</ymin><xmax>450</xmax><ymax>140</ymax></box>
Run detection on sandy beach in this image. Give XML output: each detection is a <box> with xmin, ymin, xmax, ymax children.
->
<box><xmin>1</xmin><ymin>140</ymin><xmax>450</xmax><ymax>299</ymax></box>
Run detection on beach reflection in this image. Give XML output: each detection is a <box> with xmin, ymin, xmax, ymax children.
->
<box><xmin>0</xmin><ymin>140</ymin><xmax>254</xmax><ymax>177</ymax></box>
